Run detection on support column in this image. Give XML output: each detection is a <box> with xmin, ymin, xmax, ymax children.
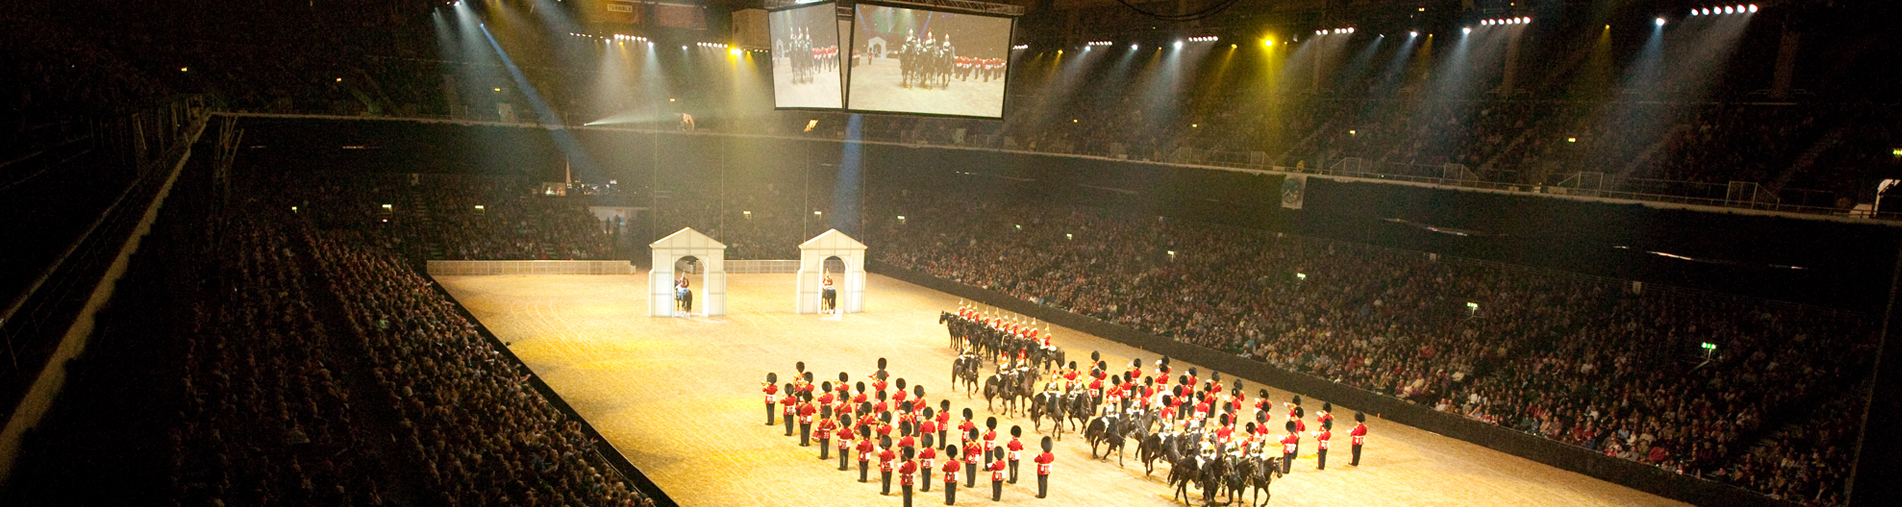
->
<box><xmin>1849</xmin><ymin>244</ymin><xmax>1902</xmax><ymax>506</ymax></box>
<box><xmin>1499</xmin><ymin>27</ymin><xmax>1523</xmax><ymax>96</ymax></box>
<box><xmin>1770</xmin><ymin>26</ymin><xmax>1800</xmax><ymax>101</ymax></box>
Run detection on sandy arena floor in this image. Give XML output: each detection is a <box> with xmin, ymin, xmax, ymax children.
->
<box><xmin>437</xmin><ymin>273</ymin><xmax>1684</xmax><ymax>507</ymax></box>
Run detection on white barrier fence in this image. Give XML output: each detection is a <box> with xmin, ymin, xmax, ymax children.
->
<box><xmin>426</xmin><ymin>260</ymin><xmax>636</xmax><ymax>276</ymax></box>
<box><xmin>425</xmin><ymin>259</ymin><xmax>802</xmax><ymax>276</ymax></box>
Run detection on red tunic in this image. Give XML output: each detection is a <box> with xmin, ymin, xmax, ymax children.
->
<box><xmin>836</xmin><ymin>428</ymin><xmax>854</xmax><ymax>448</ymax></box>
<box><xmin>856</xmin><ymin>439</ymin><xmax>876</xmax><ymax>462</ymax></box>
<box><xmin>963</xmin><ymin>443</ymin><xmax>982</xmax><ymax>463</ymax></box>
<box><xmin>919</xmin><ymin>420</ymin><xmax>938</xmax><ymax>436</ymax></box>
<box><xmin>879</xmin><ymin>448</ymin><xmax>897</xmax><ymax>472</ymax></box>
<box><xmin>780</xmin><ymin>394</ymin><xmax>797</xmax><ymax>415</ymax></box>
<box><xmin>1350</xmin><ymin>423</ymin><xmax>1368</xmax><ymax>446</ymax></box>
<box><xmin>762</xmin><ymin>383</ymin><xmax>779</xmax><ymax>404</ymax></box>
<box><xmin>816</xmin><ymin>419</ymin><xmax>837</xmax><ymax>437</ymax></box>
<box><xmin>1280</xmin><ymin>434</ymin><xmax>1300</xmax><ymax>455</ymax></box>
<box><xmin>989</xmin><ymin>459</ymin><xmax>1006</xmax><ymax>482</ymax></box>
<box><xmin>1316</xmin><ymin>429</ymin><xmax>1332</xmax><ymax>450</ymax></box>
<box><xmin>899</xmin><ymin>460</ymin><xmax>918</xmax><ymax>486</ymax></box>
<box><xmin>942</xmin><ymin>460</ymin><xmax>961</xmax><ymax>483</ymax></box>
<box><xmin>919</xmin><ymin>447</ymin><xmax>937</xmax><ymax>469</ymax></box>
<box><xmin>1006</xmin><ymin>438</ymin><xmax>1024</xmax><ymax>461</ymax></box>
<box><xmin>797</xmin><ymin>402</ymin><xmax>816</xmax><ymax>423</ymax></box>
<box><xmin>1033</xmin><ymin>452</ymin><xmax>1055</xmax><ymax>475</ymax></box>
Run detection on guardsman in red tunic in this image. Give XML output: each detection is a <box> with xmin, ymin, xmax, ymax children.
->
<box><xmin>942</xmin><ymin>445</ymin><xmax>962</xmax><ymax>505</ymax></box>
<box><xmin>981</xmin><ymin>417</ymin><xmax>999</xmax><ymax>462</ymax></box>
<box><xmin>962</xmin><ymin>429</ymin><xmax>982</xmax><ymax>488</ymax></box>
<box><xmin>958</xmin><ymin>409</ymin><xmax>978</xmax><ymax>450</ymax></box>
<box><xmin>1006</xmin><ymin>426</ymin><xmax>1025</xmax><ymax>483</ymax></box>
<box><xmin>899</xmin><ymin>421</ymin><xmax>918</xmax><ymax>455</ymax></box>
<box><xmin>798</xmin><ymin>392</ymin><xmax>818</xmax><ymax>446</ymax></box>
<box><xmin>1349</xmin><ymin>411</ymin><xmax>1368</xmax><ymax>466</ymax></box>
<box><xmin>988</xmin><ymin>447</ymin><xmax>1008</xmax><ymax>501</ymax></box>
<box><xmin>1254</xmin><ymin>389</ymin><xmax>1273</xmax><ymax>424</ymax></box>
<box><xmin>817</xmin><ymin>381</ymin><xmax>837</xmax><ymax>418</ymax></box>
<box><xmin>857</xmin><ymin>427</ymin><xmax>878</xmax><ymax>482</ymax></box>
<box><xmin>816</xmin><ymin>412</ymin><xmax>839</xmax><ymax>460</ymax></box>
<box><xmin>762</xmin><ymin>373</ymin><xmax>780</xmax><ymax>425</ymax></box>
<box><xmin>894</xmin><ymin>378</ymin><xmax>911</xmax><ymax>406</ymax></box>
<box><xmin>878</xmin><ymin>412</ymin><xmax>897</xmax><ymax>439</ymax></box>
<box><xmin>919</xmin><ymin>408</ymin><xmax>939</xmax><ymax>450</ymax></box>
<box><xmin>836</xmin><ymin>414</ymin><xmax>855</xmax><ymax>470</ymax></box>
<box><xmin>1230</xmin><ymin>380</ymin><xmax>1246</xmax><ymax>413</ymax></box>
<box><xmin>781</xmin><ymin>384</ymin><xmax>799</xmax><ymax>437</ymax></box>
<box><xmin>880</xmin><ymin>435</ymin><xmax>898</xmax><ymax>495</ymax></box>
<box><xmin>1314</xmin><ymin>425</ymin><xmax>1333</xmax><ymax>470</ymax></box>
<box><xmin>936</xmin><ymin>402</ymin><xmax>953</xmax><ymax>448</ymax></box>
<box><xmin>899</xmin><ymin>447</ymin><xmax>920</xmax><ymax>507</ymax></box>
<box><xmin>1033</xmin><ymin>437</ymin><xmax>1055</xmax><ymax>498</ymax></box>
<box><xmin>1317</xmin><ymin>402</ymin><xmax>1336</xmax><ymax>432</ymax></box>
<box><xmin>919</xmin><ymin>434</ymin><xmax>938</xmax><ymax>492</ymax></box>
<box><xmin>1291</xmin><ymin>406</ymin><xmax>1307</xmax><ymax>456</ymax></box>
<box><xmin>1279</xmin><ymin>421</ymin><xmax>1300</xmax><ymax>474</ymax></box>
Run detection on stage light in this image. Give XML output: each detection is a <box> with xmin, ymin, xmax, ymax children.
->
<box><xmin>1264</xmin><ymin>39</ymin><xmax>1273</xmax><ymax>46</ymax></box>
<box><xmin>336</xmin><ymin>77</ymin><xmax>343</xmax><ymax>82</ymax></box>
<box><xmin>1567</xmin><ymin>137</ymin><xmax>1577</xmax><ymax>143</ymax></box>
<box><xmin>816</xmin><ymin>211</ymin><xmax>824</xmax><ymax>216</ymax></box>
<box><xmin>1348</xmin><ymin>129</ymin><xmax>1357</xmax><ymax>135</ymax></box>
<box><xmin>291</xmin><ymin>206</ymin><xmax>298</xmax><ymax>212</ymax></box>
<box><xmin>474</xmin><ymin>205</ymin><xmax>485</xmax><ymax>210</ymax></box>
<box><xmin>1892</xmin><ymin>148</ymin><xmax>1901</xmax><ymax>157</ymax></box>
<box><xmin>1072</xmin><ymin>119</ymin><xmax>1078</xmax><ymax>123</ymax></box>
<box><xmin>1014</xmin><ymin>224</ymin><xmax>1022</xmax><ymax>230</ymax></box>
<box><xmin>1296</xmin><ymin>273</ymin><xmax>1306</xmax><ymax>280</ymax></box>
<box><xmin>1316</xmin><ymin>30</ymin><xmax>1324</xmax><ymax>35</ymax></box>
<box><xmin>179</xmin><ymin>67</ymin><xmax>188</xmax><ymax>72</ymax></box>
<box><xmin>1409</xmin><ymin>31</ymin><xmax>1418</xmax><ymax>37</ymax></box>
<box><xmin>1174</xmin><ymin>40</ymin><xmax>1183</xmax><ymax>49</ymax></box>
<box><xmin>1131</xmin><ymin>44</ymin><xmax>1138</xmax><ymax>50</ymax></box>
<box><xmin>493</xmin><ymin>87</ymin><xmax>502</xmax><ymax>92</ymax></box>
<box><xmin>729</xmin><ymin>47</ymin><xmax>742</xmax><ymax>57</ymax></box>
<box><xmin>896</xmin><ymin>216</ymin><xmax>905</xmax><ymax>221</ymax></box>
<box><xmin>743</xmin><ymin>210</ymin><xmax>752</xmax><ymax>217</ymax></box>
<box><xmin>1012</xmin><ymin>44</ymin><xmax>1028</xmax><ymax>50</ymax></box>
<box><xmin>1723</xmin><ymin>6</ymin><xmax>1733</xmax><ymax>14</ymax></box>
<box><xmin>1655</xmin><ymin>17</ymin><xmax>1667</xmax><ymax>26</ymax></box>
<box><xmin>381</xmin><ymin>204</ymin><xmax>393</xmax><ymax>209</ymax></box>
<box><xmin>1749</xmin><ymin>4</ymin><xmax>1757</xmax><ymax>12</ymax></box>
<box><xmin>1065</xmin><ymin>233</ymin><xmax>1073</xmax><ymax>240</ymax></box>
<box><xmin>1191</xmin><ymin>123</ymin><xmax>1199</xmax><ymax>128</ymax></box>
<box><xmin>669</xmin><ymin>98</ymin><xmax>676</xmax><ymax>102</ymax></box>
<box><xmin>1462</xmin><ymin>27</ymin><xmax>1471</xmax><ymax>34</ymax></box>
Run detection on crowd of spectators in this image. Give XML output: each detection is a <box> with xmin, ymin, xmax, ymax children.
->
<box><xmin>304</xmin><ymin>223</ymin><xmax>649</xmax><ymax>506</ymax></box>
<box><xmin>270</xmin><ymin>173</ymin><xmax>617</xmax><ymax>262</ymax></box>
<box><xmin>866</xmin><ymin>187</ymin><xmax>1875</xmax><ymax>505</ymax></box>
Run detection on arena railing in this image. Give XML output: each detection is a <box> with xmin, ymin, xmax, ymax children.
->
<box><xmin>0</xmin><ymin>95</ymin><xmax>210</xmax><ymax>421</ymax></box>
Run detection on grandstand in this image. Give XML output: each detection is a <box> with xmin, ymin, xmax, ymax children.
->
<box><xmin>3</xmin><ymin>1</ymin><xmax>1900</xmax><ymax>506</ymax></box>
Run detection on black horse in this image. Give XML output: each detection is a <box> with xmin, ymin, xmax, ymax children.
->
<box><xmin>1234</xmin><ymin>455</ymin><xmax>1284</xmax><ymax>507</ymax></box>
<box><xmin>1029</xmin><ymin>390</ymin><xmax>1066</xmax><ymax>440</ymax></box>
<box><xmin>952</xmin><ymin>354</ymin><xmax>982</xmax><ymax>397</ymax></box>
<box><xmin>1084</xmin><ymin>411</ymin><xmax>1129</xmax><ymax>466</ymax></box>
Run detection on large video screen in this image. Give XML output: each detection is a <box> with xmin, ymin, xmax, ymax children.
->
<box><xmin>770</xmin><ymin>2</ymin><xmax>844</xmax><ymax>109</ymax></box>
<box><xmin>847</xmin><ymin>4</ymin><xmax>1013</xmax><ymax>118</ymax></box>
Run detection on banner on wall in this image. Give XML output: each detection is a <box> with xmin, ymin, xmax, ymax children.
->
<box><xmin>1281</xmin><ymin>175</ymin><xmax>1307</xmax><ymax>210</ymax></box>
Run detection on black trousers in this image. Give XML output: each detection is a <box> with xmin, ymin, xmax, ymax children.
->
<box><xmin>965</xmin><ymin>462</ymin><xmax>977</xmax><ymax>487</ymax></box>
<box><xmin>1317</xmin><ymin>447</ymin><xmax>1327</xmax><ymax>470</ymax></box>
<box><xmin>1008</xmin><ymin>460</ymin><xmax>1019</xmax><ymax>483</ymax></box>
<box><xmin>859</xmin><ymin>460</ymin><xmax>870</xmax><ymax>482</ymax></box>
<box><xmin>1037</xmin><ymin>474</ymin><xmax>1048</xmax><ymax>498</ymax></box>
<box><xmin>1282</xmin><ymin>452</ymin><xmax>1294</xmax><ymax>474</ymax></box>
<box><xmin>882</xmin><ymin>471</ymin><xmax>893</xmax><ymax>494</ymax></box>
<box><xmin>800</xmin><ymin>423</ymin><xmax>812</xmax><ymax>446</ymax></box>
<box><xmin>921</xmin><ymin>467</ymin><xmax>932</xmax><ymax>491</ymax></box>
<box><xmin>991</xmin><ymin>480</ymin><xmax>1003</xmax><ymax>501</ymax></box>
<box><xmin>818</xmin><ymin>439</ymin><xmax>830</xmax><ymax>459</ymax></box>
<box><xmin>945</xmin><ymin>482</ymin><xmax>957</xmax><ymax>505</ymax></box>
<box><xmin>1351</xmin><ymin>444</ymin><xmax>1362</xmax><ymax>465</ymax></box>
<box><xmin>784</xmin><ymin>414</ymin><xmax>795</xmax><ymax>436</ymax></box>
<box><xmin>839</xmin><ymin>451</ymin><xmax>849</xmax><ymax>470</ymax></box>
<box><xmin>766</xmin><ymin>403</ymin><xmax>776</xmax><ymax>425</ymax></box>
<box><xmin>902</xmin><ymin>484</ymin><xmax>913</xmax><ymax>507</ymax></box>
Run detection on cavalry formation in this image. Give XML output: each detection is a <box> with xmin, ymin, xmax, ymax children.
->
<box><xmin>942</xmin><ymin>304</ymin><xmax>1372</xmax><ymax>506</ymax></box>
<box><xmin>783</xmin><ymin>27</ymin><xmax>838</xmax><ymax>84</ymax></box>
<box><xmin>896</xmin><ymin>30</ymin><xmax>1004</xmax><ymax>90</ymax></box>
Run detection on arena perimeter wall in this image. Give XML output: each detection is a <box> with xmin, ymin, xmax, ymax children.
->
<box><xmin>867</xmin><ymin>259</ymin><xmax>1795</xmax><ymax>507</ymax></box>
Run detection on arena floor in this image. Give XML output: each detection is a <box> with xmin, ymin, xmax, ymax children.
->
<box><xmin>437</xmin><ymin>273</ymin><xmax>1685</xmax><ymax>507</ymax></box>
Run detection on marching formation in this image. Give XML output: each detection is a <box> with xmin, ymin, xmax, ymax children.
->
<box><xmin>783</xmin><ymin>27</ymin><xmax>839</xmax><ymax>84</ymax></box>
<box><xmin>942</xmin><ymin>304</ymin><xmax>1372</xmax><ymax>506</ymax></box>
<box><xmin>759</xmin><ymin>358</ymin><xmax>1057</xmax><ymax>505</ymax></box>
<box><xmin>895</xmin><ymin>30</ymin><xmax>997</xmax><ymax>89</ymax></box>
